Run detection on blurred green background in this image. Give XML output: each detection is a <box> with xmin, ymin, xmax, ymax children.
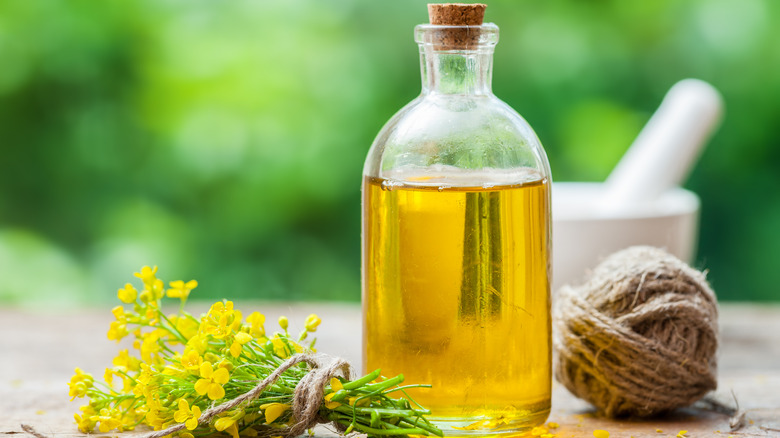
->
<box><xmin>0</xmin><ymin>0</ymin><xmax>777</xmax><ymax>307</ymax></box>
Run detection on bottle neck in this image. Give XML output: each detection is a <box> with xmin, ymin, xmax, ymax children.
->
<box><xmin>420</xmin><ymin>48</ymin><xmax>494</xmax><ymax>96</ymax></box>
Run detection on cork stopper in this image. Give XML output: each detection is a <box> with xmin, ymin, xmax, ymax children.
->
<box><xmin>425</xmin><ymin>3</ymin><xmax>487</xmax><ymax>50</ymax></box>
<box><xmin>428</xmin><ymin>3</ymin><xmax>486</xmax><ymax>26</ymax></box>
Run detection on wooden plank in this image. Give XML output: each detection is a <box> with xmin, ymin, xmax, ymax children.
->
<box><xmin>2</xmin><ymin>303</ymin><xmax>779</xmax><ymax>437</ymax></box>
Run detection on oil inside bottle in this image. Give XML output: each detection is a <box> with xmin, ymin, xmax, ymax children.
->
<box><xmin>363</xmin><ymin>168</ymin><xmax>551</xmax><ymax>434</ymax></box>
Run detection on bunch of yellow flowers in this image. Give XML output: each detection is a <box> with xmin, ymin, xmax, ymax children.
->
<box><xmin>69</xmin><ymin>267</ymin><xmax>441</xmax><ymax>438</ymax></box>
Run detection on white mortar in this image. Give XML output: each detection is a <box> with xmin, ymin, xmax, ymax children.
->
<box><xmin>552</xmin><ymin>182</ymin><xmax>700</xmax><ymax>289</ymax></box>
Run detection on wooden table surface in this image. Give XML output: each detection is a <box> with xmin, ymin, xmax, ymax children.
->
<box><xmin>2</xmin><ymin>302</ymin><xmax>779</xmax><ymax>438</ymax></box>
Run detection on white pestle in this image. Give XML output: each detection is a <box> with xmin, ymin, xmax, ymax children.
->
<box><xmin>599</xmin><ymin>79</ymin><xmax>724</xmax><ymax>213</ymax></box>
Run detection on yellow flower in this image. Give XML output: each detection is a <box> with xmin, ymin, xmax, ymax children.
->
<box><xmin>208</xmin><ymin>315</ymin><xmax>232</xmax><ymax>339</ymax></box>
<box><xmin>213</xmin><ymin>410</ymin><xmax>245</xmax><ymax>438</ymax></box>
<box><xmin>117</xmin><ymin>283</ymin><xmax>138</xmax><ymax>303</ymax></box>
<box><xmin>137</xmin><ymin>364</ymin><xmax>153</xmax><ymax>383</ymax></box>
<box><xmin>144</xmin><ymin>304</ymin><xmax>162</xmax><ymax>326</ymax></box>
<box><xmin>202</xmin><ymin>301</ymin><xmax>237</xmax><ymax>339</ymax></box>
<box><xmin>194</xmin><ymin>361</ymin><xmax>229</xmax><ymax>400</ymax></box>
<box><xmin>104</xmin><ymin>368</ymin><xmax>114</xmax><ymax>386</ymax></box>
<box><xmin>231</xmin><ymin>310</ymin><xmax>243</xmax><ymax>332</ymax></box>
<box><xmin>133</xmin><ymin>364</ymin><xmax>154</xmax><ymax>397</ymax></box>
<box><xmin>348</xmin><ymin>396</ymin><xmax>370</xmax><ymax>407</ymax></box>
<box><xmin>228</xmin><ymin>331</ymin><xmax>253</xmax><ymax>358</ymax></box>
<box><xmin>74</xmin><ymin>405</ymin><xmax>97</xmax><ymax>433</ymax></box>
<box><xmin>594</xmin><ymin>430</ymin><xmax>610</xmax><ymax>438</ymax></box>
<box><xmin>167</xmin><ymin>280</ymin><xmax>198</xmax><ymax>300</ymax></box>
<box><xmin>228</xmin><ymin>342</ymin><xmax>241</xmax><ymax>358</ymax></box>
<box><xmin>180</xmin><ymin>349</ymin><xmax>203</xmax><ymax>371</ymax></box>
<box><xmin>210</xmin><ymin>300</ymin><xmax>234</xmax><ymax>315</ymax></box>
<box><xmin>92</xmin><ymin>408</ymin><xmax>122</xmax><ymax>433</ymax></box>
<box><xmin>246</xmin><ymin>312</ymin><xmax>266</xmax><ymax>337</ymax></box>
<box><xmin>174</xmin><ymin>315</ymin><xmax>199</xmax><ymax>340</ymax></box>
<box><xmin>186</xmin><ymin>333</ymin><xmax>209</xmax><ymax>355</ymax></box>
<box><xmin>229</xmin><ymin>332</ymin><xmax>252</xmax><ymax>358</ymax></box>
<box><xmin>134</xmin><ymin>265</ymin><xmax>158</xmax><ymax>286</ymax></box>
<box><xmin>112</xmin><ymin>349</ymin><xmax>140</xmax><ymax>372</ymax></box>
<box><xmin>107</xmin><ymin>320</ymin><xmax>129</xmax><ymax>342</ymax></box>
<box><xmin>163</xmin><ymin>363</ymin><xmax>186</xmax><ymax>377</ymax></box>
<box><xmin>140</xmin><ymin>331</ymin><xmax>163</xmax><ymax>363</ymax></box>
<box><xmin>173</xmin><ymin>399</ymin><xmax>201</xmax><ymax>430</ymax></box>
<box><xmin>120</xmin><ymin>375</ymin><xmax>134</xmax><ymax>394</ymax></box>
<box><xmin>235</xmin><ymin>331</ymin><xmax>252</xmax><ymax>344</ymax></box>
<box><xmin>330</xmin><ymin>377</ymin><xmax>344</xmax><ymax>392</ymax></box>
<box><xmin>223</xmin><ymin>423</ymin><xmax>239</xmax><ymax>438</ymax></box>
<box><xmin>106</xmin><ymin>304</ymin><xmax>129</xmax><ymax>342</ymax></box>
<box><xmin>304</xmin><ymin>314</ymin><xmax>321</xmax><ymax>332</ymax></box>
<box><xmin>68</xmin><ymin>368</ymin><xmax>94</xmax><ymax>400</ymax></box>
<box><xmin>677</xmin><ymin>431</ymin><xmax>688</xmax><ymax>438</ymax></box>
<box><xmin>259</xmin><ymin>403</ymin><xmax>290</xmax><ymax>424</ymax></box>
<box><xmin>149</xmin><ymin>278</ymin><xmax>165</xmax><ymax>300</ymax></box>
<box><xmin>323</xmin><ymin>393</ymin><xmax>341</xmax><ymax>409</ymax></box>
<box><xmin>72</xmin><ymin>270</ymin><xmax>354</xmax><ymax>436</ymax></box>
<box><xmin>111</xmin><ymin>305</ymin><xmax>127</xmax><ymax>321</ymax></box>
<box><xmin>271</xmin><ymin>336</ymin><xmax>289</xmax><ymax>358</ymax></box>
<box><xmin>214</xmin><ymin>417</ymin><xmax>235</xmax><ymax>431</ymax></box>
<box><xmin>144</xmin><ymin>406</ymin><xmax>166</xmax><ymax>430</ymax></box>
<box><xmin>548</xmin><ymin>422</ymin><xmax>559</xmax><ymax>429</ymax></box>
<box><xmin>139</xmin><ymin>289</ymin><xmax>154</xmax><ymax>304</ymax></box>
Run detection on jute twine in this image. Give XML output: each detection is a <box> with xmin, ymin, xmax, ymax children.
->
<box><xmin>142</xmin><ymin>353</ymin><xmax>353</xmax><ymax>438</ymax></box>
<box><xmin>554</xmin><ymin>246</ymin><xmax>719</xmax><ymax>417</ymax></box>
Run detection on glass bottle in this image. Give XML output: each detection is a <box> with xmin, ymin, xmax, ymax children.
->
<box><xmin>362</xmin><ymin>13</ymin><xmax>552</xmax><ymax>436</ymax></box>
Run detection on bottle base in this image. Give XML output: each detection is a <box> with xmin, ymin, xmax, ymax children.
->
<box><xmin>428</xmin><ymin>403</ymin><xmax>551</xmax><ymax>436</ymax></box>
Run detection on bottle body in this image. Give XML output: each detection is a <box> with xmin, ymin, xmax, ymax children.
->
<box><xmin>362</xmin><ymin>23</ymin><xmax>551</xmax><ymax>435</ymax></box>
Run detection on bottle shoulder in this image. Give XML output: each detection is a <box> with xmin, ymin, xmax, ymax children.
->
<box><xmin>364</xmin><ymin>94</ymin><xmax>550</xmax><ymax>183</ymax></box>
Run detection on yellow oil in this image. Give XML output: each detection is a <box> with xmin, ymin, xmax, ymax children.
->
<box><xmin>362</xmin><ymin>174</ymin><xmax>551</xmax><ymax>435</ymax></box>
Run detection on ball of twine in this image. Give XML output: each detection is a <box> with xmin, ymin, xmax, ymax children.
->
<box><xmin>553</xmin><ymin>246</ymin><xmax>719</xmax><ymax>417</ymax></box>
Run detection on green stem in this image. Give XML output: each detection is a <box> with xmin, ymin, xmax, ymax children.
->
<box><xmin>343</xmin><ymin>369</ymin><xmax>381</xmax><ymax>390</ymax></box>
<box><xmin>328</xmin><ymin>412</ymin><xmax>432</xmax><ymax>436</ymax></box>
<box><xmin>350</xmin><ymin>423</ymin><xmax>432</xmax><ymax>436</ymax></box>
<box><xmin>157</xmin><ymin>312</ymin><xmax>189</xmax><ymax>345</ymax></box>
<box><xmin>398</xmin><ymin>386</ymin><xmax>427</xmax><ymax>410</ymax></box>
<box><xmin>382</xmin><ymin>383</ymin><xmax>432</xmax><ymax>396</ymax></box>
<box><xmin>399</xmin><ymin>416</ymin><xmax>444</xmax><ymax>436</ymax></box>
<box><xmin>332</xmin><ymin>406</ymin><xmax>424</xmax><ymax>417</ymax></box>
<box><xmin>361</xmin><ymin>374</ymin><xmax>405</xmax><ymax>393</ymax></box>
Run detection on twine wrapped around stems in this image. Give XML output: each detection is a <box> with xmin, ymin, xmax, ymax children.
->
<box><xmin>554</xmin><ymin>246</ymin><xmax>718</xmax><ymax>417</ymax></box>
<box><xmin>143</xmin><ymin>353</ymin><xmax>352</xmax><ymax>438</ymax></box>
